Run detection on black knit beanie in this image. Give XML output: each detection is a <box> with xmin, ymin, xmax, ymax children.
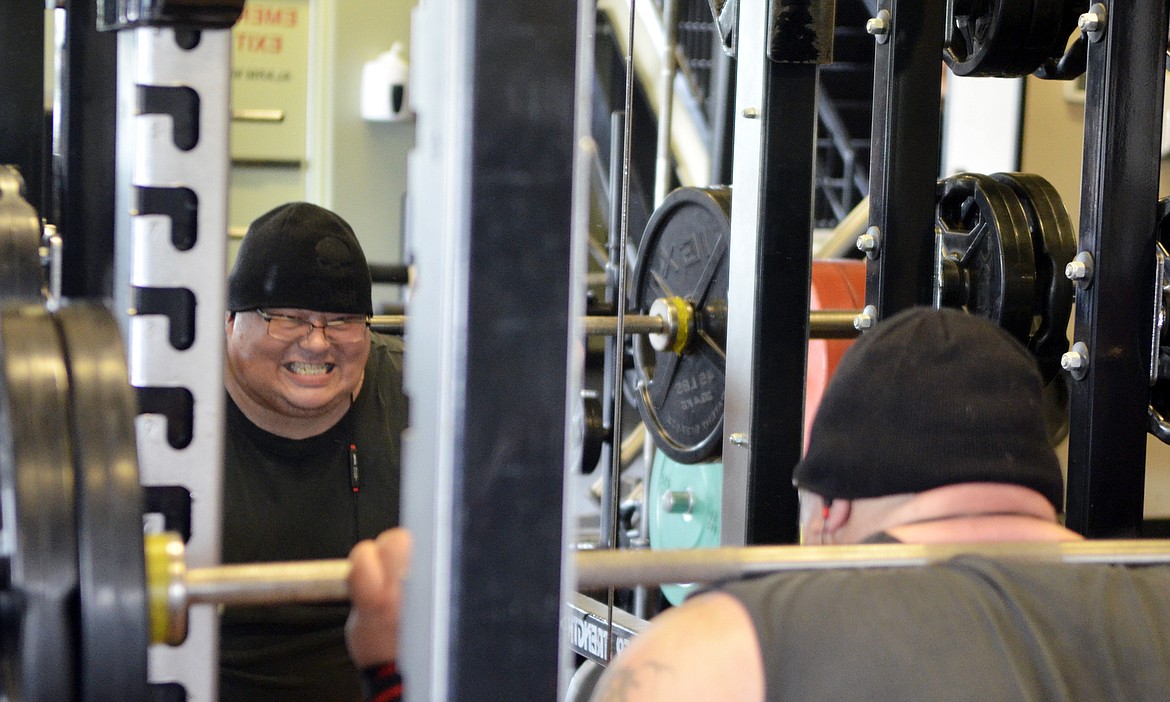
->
<box><xmin>793</xmin><ymin>307</ymin><xmax>1065</xmax><ymax>510</ymax></box>
<box><xmin>228</xmin><ymin>202</ymin><xmax>373</xmax><ymax>315</ymax></box>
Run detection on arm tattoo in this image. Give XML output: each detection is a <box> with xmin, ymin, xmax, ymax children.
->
<box><xmin>595</xmin><ymin>659</ymin><xmax>673</xmax><ymax>702</ymax></box>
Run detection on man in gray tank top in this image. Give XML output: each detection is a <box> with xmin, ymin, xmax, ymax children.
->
<box><xmin>590</xmin><ymin>308</ymin><xmax>1170</xmax><ymax>701</ymax></box>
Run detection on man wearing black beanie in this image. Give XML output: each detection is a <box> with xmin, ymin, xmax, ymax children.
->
<box><xmin>219</xmin><ymin>202</ymin><xmax>408</xmax><ymax>702</ymax></box>
<box><xmin>589</xmin><ymin>308</ymin><xmax>1170</xmax><ymax>701</ymax></box>
<box><xmin>790</xmin><ymin>306</ymin><xmax>1074</xmax><ymax>546</ymax></box>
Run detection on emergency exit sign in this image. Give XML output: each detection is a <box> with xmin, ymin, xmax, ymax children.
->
<box><xmin>230</xmin><ymin>0</ymin><xmax>310</xmax><ymax>163</ymax></box>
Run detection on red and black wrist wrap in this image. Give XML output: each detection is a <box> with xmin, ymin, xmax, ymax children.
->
<box><xmin>361</xmin><ymin>660</ymin><xmax>403</xmax><ymax>702</ymax></box>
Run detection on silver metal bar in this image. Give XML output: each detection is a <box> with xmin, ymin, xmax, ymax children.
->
<box><xmin>370</xmin><ymin>314</ymin><xmax>662</xmax><ymax>336</ymax></box>
<box><xmin>186</xmin><ymin>560</ymin><xmax>350</xmax><ymax>607</ymax></box>
<box><xmin>811</xmin><ymin>310</ymin><xmax>862</xmax><ymax>339</ymax></box>
<box><xmin>370</xmin><ymin>310</ymin><xmax>860</xmax><ymax>339</ymax></box>
<box><xmin>370</xmin><ymin>315</ymin><xmax>407</xmax><ymax>333</ymax></box>
<box><xmin>371</xmin><ymin>314</ymin><xmax>666</xmax><ymax>335</ymax></box>
<box><xmin>173</xmin><ymin>538</ymin><xmax>1170</xmax><ymax>608</ymax></box>
<box><xmin>575</xmin><ymin>540</ymin><xmax>1170</xmax><ymax>589</ymax></box>
<box><xmin>584</xmin><ymin>314</ymin><xmax>664</xmax><ymax>336</ymax></box>
<box><xmin>562</xmin><ymin>0</ymin><xmax>600</xmax><ymax>689</ymax></box>
<box><xmin>43</xmin><ymin>224</ymin><xmax>63</xmax><ymax>307</ymax></box>
<box><xmin>606</xmin><ymin>0</ymin><xmax>640</xmax><ymax>663</ymax></box>
<box><xmin>722</xmin><ymin>0</ymin><xmax>769</xmax><ymax>547</ymax></box>
<box><xmin>814</xmin><ymin>195</ymin><xmax>870</xmax><ymax>259</ymax></box>
<box><xmin>599</xmin><ymin>0</ymin><xmax>711</xmax><ymax>186</ymax></box>
<box><xmin>182</xmin><ymin>538</ymin><xmax>1170</xmax><ymax>608</ymax></box>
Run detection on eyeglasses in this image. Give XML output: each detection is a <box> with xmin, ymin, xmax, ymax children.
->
<box><xmin>254</xmin><ymin>309</ymin><xmax>370</xmax><ymax>344</ymax></box>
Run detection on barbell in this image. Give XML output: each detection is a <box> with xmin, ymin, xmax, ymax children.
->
<box><xmin>141</xmin><ymin>533</ymin><xmax>1170</xmax><ymax>644</ymax></box>
<box><xmin>574</xmin><ymin>539</ymin><xmax>1170</xmax><ymax>589</ymax></box>
<box><xmin>146</xmin><ymin>537</ymin><xmax>1170</xmax><ymax>639</ymax></box>
<box><xmin>371</xmin><ymin>309</ymin><xmax>864</xmax><ymax>340</ymax></box>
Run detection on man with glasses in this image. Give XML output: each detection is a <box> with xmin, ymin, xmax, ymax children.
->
<box><xmin>220</xmin><ymin>202</ymin><xmax>408</xmax><ymax>702</ymax></box>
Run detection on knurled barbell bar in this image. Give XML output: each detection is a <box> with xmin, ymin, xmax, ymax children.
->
<box><xmin>137</xmin><ymin>537</ymin><xmax>1170</xmax><ymax>636</ymax></box>
<box><xmin>574</xmin><ymin>539</ymin><xmax>1170</xmax><ymax>589</ymax></box>
<box><xmin>370</xmin><ymin>309</ymin><xmax>863</xmax><ymax>341</ymax></box>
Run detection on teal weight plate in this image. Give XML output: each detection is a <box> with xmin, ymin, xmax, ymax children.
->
<box><xmin>647</xmin><ymin>450</ymin><xmax>721</xmax><ymax>605</ymax></box>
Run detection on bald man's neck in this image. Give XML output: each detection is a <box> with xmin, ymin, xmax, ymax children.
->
<box><xmin>848</xmin><ymin>483</ymin><xmax>1078</xmax><ymax>544</ymax></box>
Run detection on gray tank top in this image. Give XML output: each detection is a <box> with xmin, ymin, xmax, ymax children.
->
<box><xmin>718</xmin><ymin>556</ymin><xmax>1170</xmax><ymax>701</ymax></box>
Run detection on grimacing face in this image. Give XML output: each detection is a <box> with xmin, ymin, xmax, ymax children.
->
<box><xmin>225</xmin><ymin>308</ymin><xmax>370</xmax><ymax>433</ymax></box>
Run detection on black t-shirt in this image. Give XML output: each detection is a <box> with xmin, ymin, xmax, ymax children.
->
<box><xmin>219</xmin><ymin>333</ymin><xmax>407</xmax><ymax>702</ymax></box>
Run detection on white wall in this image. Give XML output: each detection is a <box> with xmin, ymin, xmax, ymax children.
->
<box><xmin>312</xmin><ymin>0</ymin><xmax>416</xmax><ymax>311</ymax></box>
<box><xmin>229</xmin><ymin>0</ymin><xmax>417</xmax><ymax>313</ymax></box>
<box><xmin>941</xmin><ymin>74</ymin><xmax>1023</xmax><ymax>176</ymax></box>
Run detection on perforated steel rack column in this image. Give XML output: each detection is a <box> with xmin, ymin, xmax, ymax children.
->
<box><xmin>401</xmin><ymin>0</ymin><xmax>576</xmax><ymax>698</ymax></box>
<box><xmin>103</xmin><ymin>1</ymin><xmax>243</xmax><ymax>698</ymax></box>
<box><xmin>1065</xmin><ymin>0</ymin><xmax>1168</xmax><ymax>536</ymax></box>
<box><xmin>723</xmin><ymin>1</ymin><xmax>831</xmax><ymax>546</ymax></box>
<box><xmin>862</xmin><ymin>0</ymin><xmax>945</xmax><ymax>316</ymax></box>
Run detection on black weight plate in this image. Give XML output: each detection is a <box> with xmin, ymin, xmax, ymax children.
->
<box><xmin>944</xmin><ymin>0</ymin><xmax>1079</xmax><ymax>78</ymax></box>
<box><xmin>630</xmin><ymin>187</ymin><xmax>730</xmax><ymax>464</ymax></box>
<box><xmin>944</xmin><ymin>0</ymin><xmax>1033</xmax><ymax>77</ymax></box>
<box><xmin>577</xmin><ymin>392</ymin><xmax>604</xmax><ymax>474</ymax></box>
<box><xmin>935</xmin><ymin>173</ymin><xmax>1036</xmax><ymax>342</ymax></box>
<box><xmin>990</xmin><ymin>173</ymin><xmax>1075</xmax><ymax>446</ymax></box>
<box><xmin>0</xmin><ymin>304</ymin><xmax>78</xmax><ymax>702</ymax></box>
<box><xmin>1147</xmin><ymin>198</ymin><xmax>1170</xmax><ymax>441</ymax></box>
<box><xmin>989</xmin><ymin>173</ymin><xmax>1075</xmax><ymax>380</ymax></box>
<box><xmin>55</xmin><ymin>303</ymin><xmax>149</xmax><ymax>702</ymax></box>
<box><xmin>0</xmin><ymin>166</ymin><xmax>45</xmax><ymax>300</ymax></box>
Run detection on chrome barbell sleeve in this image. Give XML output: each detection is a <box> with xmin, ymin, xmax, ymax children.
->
<box><xmin>147</xmin><ymin>533</ymin><xmax>350</xmax><ymax>646</ymax></box>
